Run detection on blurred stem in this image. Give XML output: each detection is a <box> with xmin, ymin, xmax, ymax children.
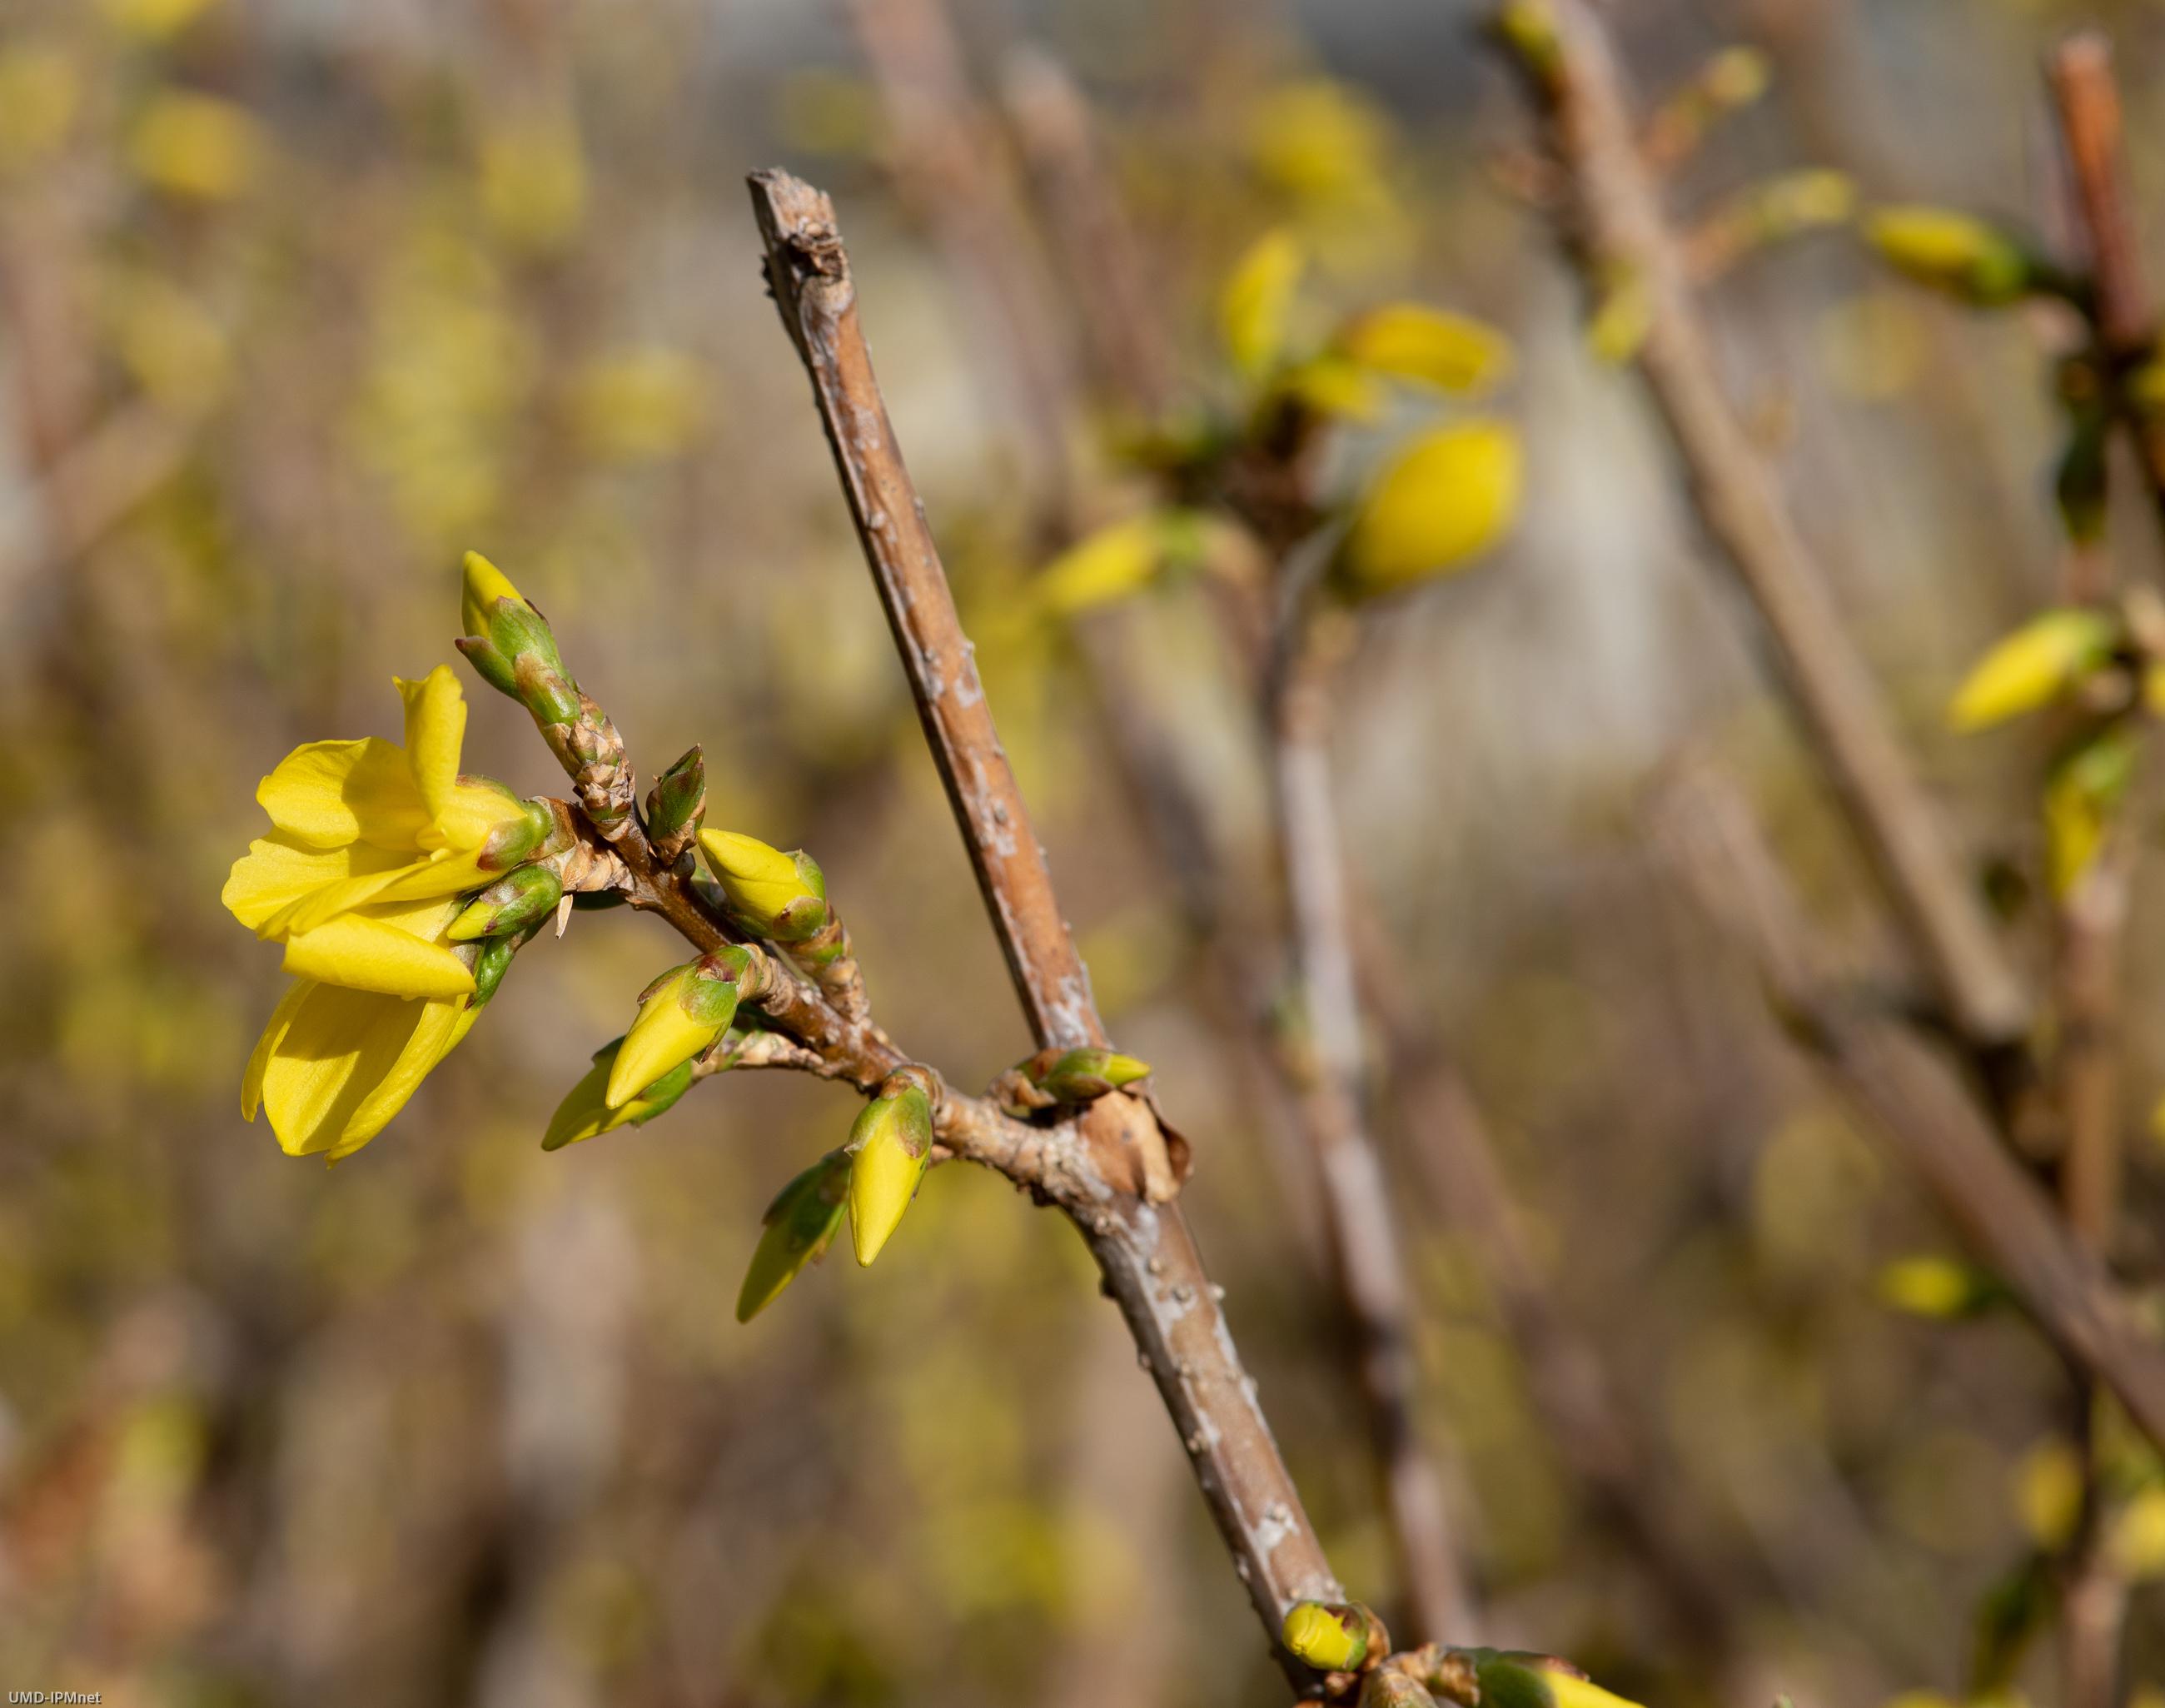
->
<box><xmin>1511</xmin><ymin>0</ymin><xmax>2033</xmax><ymax>1057</ymax></box>
<box><xmin>2045</xmin><ymin>35</ymin><xmax>2144</xmax><ymax>1708</ymax></box>
<box><xmin>1268</xmin><ymin>595</ymin><xmax>1478</xmax><ymax>1644</ymax></box>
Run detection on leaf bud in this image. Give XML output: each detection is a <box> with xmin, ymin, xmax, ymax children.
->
<box><xmin>736</xmin><ymin>1148</ymin><xmax>853</xmax><ymax>1321</ymax></box>
<box><xmin>847</xmin><ymin>1070</ymin><xmax>936</xmax><ymax>1267</ymax></box>
<box><xmin>448</xmin><ymin>862</ymin><xmax>565</xmax><ymax>942</ymax></box>
<box><xmin>645</xmin><ymin>745</ymin><xmax>707</xmax><ymax>864</ymax></box>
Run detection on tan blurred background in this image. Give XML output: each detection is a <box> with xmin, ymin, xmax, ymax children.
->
<box><xmin>4</xmin><ymin>0</ymin><xmax>2165</xmax><ymax>1704</ymax></box>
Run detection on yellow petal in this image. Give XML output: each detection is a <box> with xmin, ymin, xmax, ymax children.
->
<box><xmin>396</xmin><ymin>665</ymin><xmax>467</xmax><ymax>824</ymax></box>
<box><xmin>222</xmin><ymin>834</ymin><xmax>410</xmax><ymax>933</ymax></box>
<box><xmin>254</xmin><ymin>856</ymin><xmax>440</xmax><ymax>939</ymax></box>
<box><xmin>281</xmin><ymin>913</ymin><xmax>475</xmax><ymax>998</ymax></box>
<box><xmin>420</xmin><ymin>778</ymin><xmax>528</xmax><ymax>855</ymax></box>
<box><xmin>1336</xmin><ymin>302</ymin><xmax>1514</xmax><ymax>395</ymax></box>
<box><xmin>368</xmin><ymin>847</ymin><xmax>494</xmax><ymax>906</ymax></box>
<box><xmin>1033</xmin><ymin>516</ymin><xmax>1169</xmax><ymax>617</ymax></box>
<box><xmin>241</xmin><ymin>978</ymin><xmax>311</xmax><ymax>1121</ymax></box>
<box><xmin>256</xmin><ymin>738</ymin><xmax>426</xmax><ymax>851</ymax></box>
<box><xmin>1219</xmin><ymin>228</ymin><xmax>1305</xmax><ymax>380</ymax></box>
<box><xmin>256</xmin><ymin>983</ymin><xmax>472</xmax><ymax>1158</ymax></box>
<box><xmin>1338</xmin><ymin>420</ymin><xmax>1523</xmax><ymax>595</ymax></box>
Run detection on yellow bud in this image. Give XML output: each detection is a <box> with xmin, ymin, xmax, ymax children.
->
<box><xmin>1034</xmin><ymin>515</ymin><xmax>1169</xmax><ymax>617</ymax></box>
<box><xmin>2016</xmin><ymin>1437</ymin><xmax>2085</xmax><ymax>1549</ymax></box>
<box><xmin>130</xmin><ymin>91</ymin><xmax>260</xmax><ymax>201</ymax></box>
<box><xmin>1337</xmin><ymin>421</ymin><xmax>1522</xmax><ymax>596</ymax></box>
<box><xmin>1946</xmin><ymin>608</ymin><xmax>2118</xmax><ymax>731</ymax></box>
<box><xmin>605</xmin><ymin>960</ymin><xmax>739</xmax><ymax>1108</ymax></box>
<box><xmin>1220</xmin><ymin>228</ymin><xmax>1306</xmax><ymax>380</ymax></box>
<box><xmin>1336</xmin><ymin>303</ymin><xmax>1514</xmax><ymax>396</ymax></box>
<box><xmin>1866</xmin><ymin>207</ymin><xmax>2033</xmax><ymax>306</ymax></box>
<box><xmin>460</xmin><ymin>550</ymin><xmax>527</xmax><ymax>637</ymax></box>
<box><xmin>1282</xmin><ymin>1601</ymin><xmax>1370</xmax><ymax>1672</ymax></box>
<box><xmin>2112</xmin><ymin>1487</ymin><xmax>2165</xmax><ymax>1581</ymax></box>
<box><xmin>848</xmin><ymin>1083</ymin><xmax>934</xmax><ymax>1266</ymax></box>
<box><xmin>698</xmin><ymin>829</ymin><xmax>826</xmax><ymax>937</ymax></box>
<box><xmin>1544</xmin><ymin>1671</ymin><xmax>1645</xmax><ymax>1708</ymax></box>
<box><xmin>1874</xmin><ymin>1256</ymin><xmax>1983</xmax><ymax>1319</ymax></box>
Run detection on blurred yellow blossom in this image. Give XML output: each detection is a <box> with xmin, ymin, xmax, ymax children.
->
<box><xmin>100</xmin><ymin>0</ymin><xmax>224</xmax><ymax>38</ymax></box>
<box><xmin>480</xmin><ymin>111</ymin><xmax>589</xmax><ymax>253</ymax></box>
<box><xmin>0</xmin><ymin>44</ymin><xmax>80</xmax><ymax>171</ymax></box>
<box><xmin>1337</xmin><ymin>420</ymin><xmax>1522</xmax><ymax>597</ymax></box>
<box><xmin>130</xmin><ymin>90</ymin><xmax>261</xmax><ymax>200</ymax></box>
<box><xmin>104</xmin><ymin>271</ymin><xmax>229</xmax><ymax>411</ymax></box>
<box><xmin>570</xmin><ymin>347</ymin><xmax>709</xmax><ymax>463</ymax></box>
<box><xmin>1218</xmin><ymin>227</ymin><xmax>1305</xmax><ymax>380</ymax></box>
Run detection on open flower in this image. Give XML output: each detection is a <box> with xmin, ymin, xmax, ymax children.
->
<box><xmin>223</xmin><ymin>665</ymin><xmax>548</xmax><ymax>1159</ymax></box>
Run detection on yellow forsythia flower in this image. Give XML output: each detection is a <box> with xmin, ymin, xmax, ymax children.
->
<box><xmin>1247</xmin><ymin>80</ymin><xmax>1392</xmax><ymax>202</ymax></box>
<box><xmin>1946</xmin><ymin>608</ymin><xmax>2118</xmax><ymax>731</ymax></box>
<box><xmin>223</xmin><ymin>668</ymin><xmax>550</xmax><ymax>1158</ymax></box>
<box><xmin>1336</xmin><ymin>421</ymin><xmax>1522</xmax><ymax>597</ymax></box>
<box><xmin>1033</xmin><ymin>514</ymin><xmax>1176</xmax><ymax>617</ymax></box>
<box><xmin>1335</xmin><ymin>303</ymin><xmax>1514</xmax><ymax>396</ymax></box>
<box><xmin>130</xmin><ymin>91</ymin><xmax>260</xmax><ymax>200</ymax></box>
<box><xmin>849</xmin><ymin>1080</ymin><xmax>934</xmax><ymax>1266</ymax></box>
<box><xmin>1219</xmin><ymin>229</ymin><xmax>1305</xmax><ymax>381</ymax></box>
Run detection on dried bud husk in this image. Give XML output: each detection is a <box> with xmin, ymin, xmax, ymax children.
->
<box><xmin>736</xmin><ymin>1148</ymin><xmax>853</xmax><ymax>1321</ymax></box>
<box><xmin>1864</xmin><ymin>207</ymin><xmax>2044</xmax><ymax>307</ymax></box>
<box><xmin>543</xmin><ymin>1036</ymin><xmax>697</xmax><ymax>1150</ymax></box>
<box><xmin>1946</xmin><ymin>608</ymin><xmax>2121</xmax><ymax>732</ymax></box>
<box><xmin>848</xmin><ymin>1073</ymin><xmax>935</xmax><ymax>1267</ymax></box>
<box><xmin>1336</xmin><ymin>421</ymin><xmax>1522</xmax><ymax>598</ymax></box>
<box><xmin>605</xmin><ymin>949</ymin><xmax>751</xmax><ymax>1108</ymax></box>
<box><xmin>698</xmin><ymin>829</ymin><xmax>829</xmax><ymax>942</ymax></box>
<box><xmin>645</xmin><ymin>745</ymin><xmax>707</xmax><ymax>863</ymax></box>
<box><xmin>1361</xmin><ymin>1676</ymin><xmax>1438</xmax><ymax>1708</ymax></box>
<box><xmin>1282</xmin><ymin>1601</ymin><xmax>1381</xmax><ymax>1673</ymax></box>
<box><xmin>457</xmin><ymin>550</ymin><xmax>580</xmax><ymax>724</ymax></box>
<box><xmin>448</xmin><ymin>862</ymin><xmax>565</xmax><ymax>942</ymax></box>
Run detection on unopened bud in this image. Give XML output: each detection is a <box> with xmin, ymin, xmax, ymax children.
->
<box><xmin>473</xmin><ymin>788</ymin><xmax>556</xmax><ymax>873</ymax></box>
<box><xmin>465</xmin><ymin>934</ymin><xmax>519</xmax><ymax>1009</ymax></box>
<box><xmin>543</xmin><ymin>1036</ymin><xmax>696</xmax><ymax>1150</ymax></box>
<box><xmin>1464</xmin><ymin>1651</ymin><xmax>1641</xmax><ymax>1708</ymax></box>
<box><xmin>1336</xmin><ymin>421</ymin><xmax>1522</xmax><ymax>598</ymax></box>
<box><xmin>605</xmin><ymin>948</ymin><xmax>751</xmax><ymax>1108</ymax></box>
<box><xmin>449</xmin><ymin>862</ymin><xmax>564</xmax><ymax>941</ymax></box>
<box><xmin>1947</xmin><ymin>608</ymin><xmax>2120</xmax><ymax>731</ymax></box>
<box><xmin>698</xmin><ymin>829</ymin><xmax>829</xmax><ymax>942</ymax></box>
<box><xmin>645</xmin><ymin>745</ymin><xmax>707</xmax><ymax>863</ymax></box>
<box><xmin>1875</xmin><ymin>1255</ymin><xmax>2006</xmax><ymax>1319</ymax></box>
<box><xmin>457</xmin><ymin>550</ymin><xmax>579</xmax><ymax>721</ymax></box>
<box><xmin>736</xmin><ymin>1148</ymin><xmax>852</xmax><ymax>1321</ymax></box>
<box><xmin>1864</xmin><ymin>207</ymin><xmax>2042</xmax><ymax>307</ymax></box>
<box><xmin>1031</xmin><ymin>1046</ymin><xmax>1151</xmax><ymax>1105</ymax></box>
<box><xmin>848</xmin><ymin>1072</ymin><xmax>935</xmax><ymax>1266</ymax></box>
<box><xmin>1282</xmin><ymin>1601</ymin><xmax>1381</xmax><ymax>1673</ymax></box>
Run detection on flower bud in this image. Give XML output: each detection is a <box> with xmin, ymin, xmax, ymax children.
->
<box><xmin>698</xmin><ymin>829</ymin><xmax>829</xmax><ymax>942</ymax></box>
<box><xmin>645</xmin><ymin>745</ymin><xmax>707</xmax><ymax>863</ymax></box>
<box><xmin>1875</xmin><ymin>1255</ymin><xmax>2005</xmax><ymax>1319</ymax></box>
<box><xmin>448</xmin><ymin>862</ymin><xmax>564</xmax><ymax>942</ymax></box>
<box><xmin>1947</xmin><ymin>608</ymin><xmax>2120</xmax><ymax>732</ymax></box>
<box><xmin>1466</xmin><ymin>1651</ymin><xmax>1641</xmax><ymax>1708</ymax></box>
<box><xmin>605</xmin><ymin>949</ymin><xmax>751</xmax><ymax>1108</ymax></box>
<box><xmin>1336</xmin><ymin>421</ymin><xmax>1521</xmax><ymax>598</ymax></box>
<box><xmin>1864</xmin><ymin>207</ymin><xmax>2040</xmax><ymax>307</ymax></box>
<box><xmin>1220</xmin><ymin>227</ymin><xmax>1305</xmax><ymax>381</ymax></box>
<box><xmin>848</xmin><ymin>1074</ymin><xmax>935</xmax><ymax>1267</ymax></box>
<box><xmin>543</xmin><ymin>1036</ymin><xmax>696</xmax><ymax>1150</ymax></box>
<box><xmin>736</xmin><ymin>1148</ymin><xmax>852</xmax><ymax>1322</ymax></box>
<box><xmin>465</xmin><ymin>934</ymin><xmax>519</xmax><ymax>1009</ymax></box>
<box><xmin>1334</xmin><ymin>303</ymin><xmax>1513</xmax><ymax>396</ymax></box>
<box><xmin>1282</xmin><ymin>1601</ymin><xmax>1377</xmax><ymax>1673</ymax></box>
<box><xmin>457</xmin><ymin>550</ymin><xmax>582</xmax><ymax>724</ymax></box>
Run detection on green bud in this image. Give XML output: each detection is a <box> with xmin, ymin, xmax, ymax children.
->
<box><xmin>465</xmin><ymin>934</ymin><xmax>519</xmax><ymax>1009</ymax></box>
<box><xmin>542</xmin><ymin>1036</ymin><xmax>697</xmax><ymax>1150</ymax></box>
<box><xmin>697</xmin><ymin>829</ymin><xmax>830</xmax><ymax>942</ymax></box>
<box><xmin>1031</xmin><ymin>1047</ymin><xmax>1151</xmax><ymax>1103</ymax></box>
<box><xmin>1282</xmin><ymin>1601</ymin><xmax>1377</xmax><ymax>1673</ymax></box>
<box><xmin>645</xmin><ymin>745</ymin><xmax>707</xmax><ymax>861</ymax></box>
<box><xmin>511</xmin><ymin>648</ymin><xmax>585</xmax><ymax>729</ymax></box>
<box><xmin>478</xmin><ymin>793</ymin><xmax>557</xmax><ymax>872</ymax></box>
<box><xmin>459</xmin><ymin>550</ymin><xmax>577</xmax><ymax>710</ymax></box>
<box><xmin>449</xmin><ymin>863</ymin><xmax>564</xmax><ymax>942</ymax></box>
<box><xmin>605</xmin><ymin>949</ymin><xmax>752</xmax><ymax>1108</ymax></box>
<box><xmin>736</xmin><ymin>1148</ymin><xmax>853</xmax><ymax>1322</ymax></box>
<box><xmin>1864</xmin><ymin>207</ymin><xmax>2044</xmax><ymax>307</ymax></box>
<box><xmin>1463</xmin><ymin>1651</ymin><xmax>1642</xmax><ymax>1708</ymax></box>
<box><xmin>848</xmin><ymin>1075</ymin><xmax>935</xmax><ymax>1266</ymax></box>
